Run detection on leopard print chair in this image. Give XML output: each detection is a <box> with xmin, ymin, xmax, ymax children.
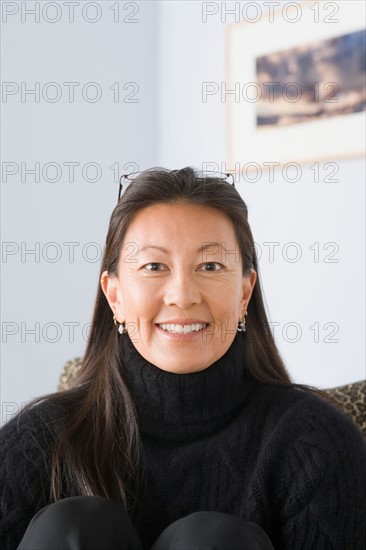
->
<box><xmin>57</xmin><ymin>357</ymin><xmax>84</xmax><ymax>393</ymax></box>
<box><xmin>323</xmin><ymin>380</ymin><xmax>365</xmax><ymax>437</ymax></box>
<box><xmin>57</xmin><ymin>357</ymin><xmax>366</xmax><ymax>438</ymax></box>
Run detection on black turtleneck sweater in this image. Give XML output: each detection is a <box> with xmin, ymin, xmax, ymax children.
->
<box><xmin>1</xmin><ymin>333</ymin><xmax>366</xmax><ymax>550</ymax></box>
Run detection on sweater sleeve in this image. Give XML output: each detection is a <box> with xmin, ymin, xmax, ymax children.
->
<box><xmin>274</xmin><ymin>395</ymin><xmax>366</xmax><ymax>550</ymax></box>
<box><xmin>0</xmin><ymin>401</ymin><xmax>59</xmax><ymax>550</ymax></box>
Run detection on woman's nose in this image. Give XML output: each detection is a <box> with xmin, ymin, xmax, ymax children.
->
<box><xmin>163</xmin><ymin>272</ymin><xmax>202</xmax><ymax>309</ymax></box>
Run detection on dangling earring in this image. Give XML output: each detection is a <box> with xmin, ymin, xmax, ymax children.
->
<box><xmin>113</xmin><ymin>315</ymin><xmax>127</xmax><ymax>335</ymax></box>
<box><xmin>237</xmin><ymin>311</ymin><xmax>247</xmax><ymax>332</ymax></box>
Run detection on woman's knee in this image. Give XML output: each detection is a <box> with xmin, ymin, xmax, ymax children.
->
<box><xmin>151</xmin><ymin>511</ymin><xmax>274</xmax><ymax>550</ymax></box>
<box><xmin>18</xmin><ymin>496</ymin><xmax>143</xmax><ymax>550</ymax></box>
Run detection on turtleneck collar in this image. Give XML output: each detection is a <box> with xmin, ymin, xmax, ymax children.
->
<box><xmin>119</xmin><ymin>332</ymin><xmax>254</xmax><ymax>442</ymax></box>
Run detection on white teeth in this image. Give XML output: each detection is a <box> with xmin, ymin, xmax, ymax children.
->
<box><xmin>158</xmin><ymin>323</ymin><xmax>207</xmax><ymax>333</ymax></box>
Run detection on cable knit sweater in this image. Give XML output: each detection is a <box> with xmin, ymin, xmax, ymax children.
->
<box><xmin>1</xmin><ymin>333</ymin><xmax>366</xmax><ymax>550</ymax></box>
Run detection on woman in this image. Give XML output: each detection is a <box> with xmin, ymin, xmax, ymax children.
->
<box><xmin>1</xmin><ymin>167</ymin><xmax>365</xmax><ymax>550</ymax></box>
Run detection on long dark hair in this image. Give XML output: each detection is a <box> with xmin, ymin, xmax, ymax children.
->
<box><xmin>16</xmin><ymin>167</ymin><xmax>339</xmax><ymax>512</ymax></box>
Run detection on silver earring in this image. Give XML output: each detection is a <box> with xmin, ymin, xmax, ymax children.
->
<box><xmin>237</xmin><ymin>311</ymin><xmax>247</xmax><ymax>332</ymax></box>
<box><xmin>113</xmin><ymin>315</ymin><xmax>127</xmax><ymax>335</ymax></box>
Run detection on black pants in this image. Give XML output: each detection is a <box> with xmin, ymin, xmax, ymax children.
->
<box><xmin>18</xmin><ymin>496</ymin><xmax>275</xmax><ymax>550</ymax></box>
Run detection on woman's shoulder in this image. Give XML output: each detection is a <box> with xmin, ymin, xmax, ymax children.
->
<box><xmin>251</xmin><ymin>381</ymin><xmax>366</xmax><ymax>452</ymax></box>
<box><xmin>0</xmin><ymin>397</ymin><xmax>65</xmax><ymax>467</ymax></box>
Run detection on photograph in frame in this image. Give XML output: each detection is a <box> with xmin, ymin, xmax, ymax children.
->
<box><xmin>226</xmin><ymin>1</ymin><xmax>366</xmax><ymax>170</ymax></box>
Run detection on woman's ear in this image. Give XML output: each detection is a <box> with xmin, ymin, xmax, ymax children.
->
<box><xmin>100</xmin><ymin>270</ymin><xmax>124</xmax><ymax>320</ymax></box>
<box><xmin>240</xmin><ymin>269</ymin><xmax>257</xmax><ymax>315</ymax></box>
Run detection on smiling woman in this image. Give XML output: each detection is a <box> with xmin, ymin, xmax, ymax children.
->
<box><xmin>1</xmin><ymin>167</ymin><xmax>365</xmax><ymax>550</ymax></box>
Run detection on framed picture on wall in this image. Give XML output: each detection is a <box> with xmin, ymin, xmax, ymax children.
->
<box><xmin>226</xmin><ymin>0</ymin><xmax>366</xmax><ymax>171</ymax></box>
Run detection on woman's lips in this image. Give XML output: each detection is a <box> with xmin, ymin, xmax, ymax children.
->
<box><xmin>155</xmin><ymin>324</ymin><xmax>209</xmax><ymax>340</ymax></box>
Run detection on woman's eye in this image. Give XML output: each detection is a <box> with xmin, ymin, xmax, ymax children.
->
<box><xmin>143</xmin><ymin>263</ymin><xmax>165</xmax><ymax>271</ymax></box>
<box><xmin>142</xmin><ymin>262</ymin><xmax>223</xmax><ymax>272</ymax></box>
<box><xmin>200</xmin><ymin>262</ymin><xmax>223</xmax><ymax>271</ymax></box>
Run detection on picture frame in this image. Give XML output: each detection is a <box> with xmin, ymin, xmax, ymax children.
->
<box><xmin>226</xmin><ymin>1</ymin><xmax>366</xmax><ymax>171</ymax></box>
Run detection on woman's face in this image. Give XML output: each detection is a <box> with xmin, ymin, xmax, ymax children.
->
<box><xmin>101</xmin><ymin>202</ymin><xmax>256</xmax><ymax>373</ymax></box>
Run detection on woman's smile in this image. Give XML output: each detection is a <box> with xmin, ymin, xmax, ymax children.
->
<box><xmin>102</xmin><ymin>201</ymin><xmax>256</xmax><ymax>373</ymax></box>
<box><xmin>155</xmin><ymin>322</ymin><xmax>210</xmax><ymax>340</ymax></box>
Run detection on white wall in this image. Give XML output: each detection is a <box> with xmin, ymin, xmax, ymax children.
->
<box><xmin>1</xmin><ymin>1</ymin><xmax>159</xmax><ymax>423</ymax></box>
<box><xmin>1</xmin><ymin>1</ymin><xmax>365</xmax><ymax>425</ymax></box>
<box><xmin>157</xmin><ymin>1</ymin><xmax>365</xmax><ymax>388</ymax></box>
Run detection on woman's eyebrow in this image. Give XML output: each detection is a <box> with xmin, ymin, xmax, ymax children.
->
<box><xmin>137</xmin><ymin>243</ymin><xmax>224</xmax><ymax>255</ymax></box>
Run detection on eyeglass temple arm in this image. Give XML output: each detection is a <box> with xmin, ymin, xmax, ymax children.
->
<box><xmin>226</xmin><ymin>173</ymin><xmax>235</xmax><ymax>186</ymax></box>
<box><xmin>118</xmin><ymin>176</ymin><xmax>126</xmax><ymax>202</ymax></box>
